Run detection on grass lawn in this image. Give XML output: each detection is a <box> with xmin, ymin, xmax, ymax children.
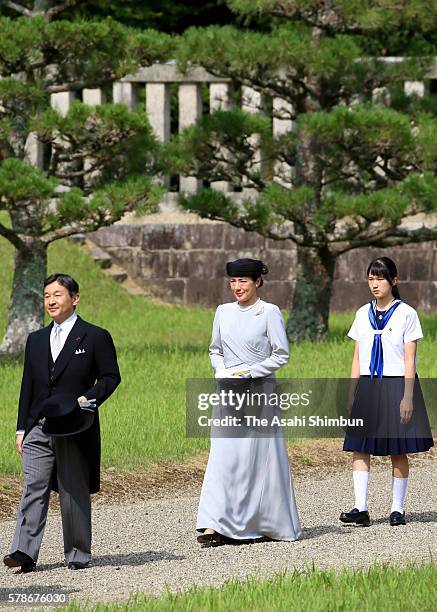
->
<box><xmin>65</xmin><ymin>562</ymin><xmax>437</xmax><ymax>611</ymax></box>
<box><xmin>1</xmin><ymin>237</ymin><xmax>437</xmax><ymax>475</ymax></box>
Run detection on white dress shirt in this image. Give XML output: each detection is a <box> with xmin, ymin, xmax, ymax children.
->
<box><xmin>50</xmin><ymin>311</ymin><xmax>78</xmax><ymax>361</ymax></box>
<box><xmin>16</xmin><ymin>311</ymin><xmax>78</xmax><ymax>435</ymax></box>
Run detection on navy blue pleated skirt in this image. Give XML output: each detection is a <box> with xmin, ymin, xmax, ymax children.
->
<box><xmin>343</xmin><ymin>376</ymin><xmax>434</xmax><ymax>456</ymax></box>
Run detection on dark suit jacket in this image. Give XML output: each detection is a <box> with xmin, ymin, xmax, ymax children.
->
<box><xmin>17</xmin><ymin>315</ymin><xmax>121</xmax><ymax>493</ymax></box>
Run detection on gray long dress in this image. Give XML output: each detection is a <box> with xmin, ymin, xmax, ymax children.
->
<box><xmin>196</xmin><ymin>298</ymin><xmax>302</xmax><ymax>541</ymax></box>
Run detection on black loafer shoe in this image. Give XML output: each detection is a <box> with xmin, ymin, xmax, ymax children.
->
<box><xmin>197</xmin><ymin>532</ymin><xmax>230</xmax><ymax>547</ymax></box>
<box><xmin>339</xmin><ymin>507</ymin><xmax>371</xmax><ymax>526</ymax></box>
<box><xmin>3</xmin><ymin>551</ymin><xmax>36</xmax><ymax>573</ymax></box>
<box><xmin>390</xmin><ymin>511</ymin><xmax>406</xmax><ymax>526</ymax></box>
<box><xmin>68</xmin><ymin>561</ymin><xmax>90</xmax><ymax>570</ymax></box>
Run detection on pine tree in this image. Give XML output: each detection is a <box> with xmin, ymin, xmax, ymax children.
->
<box><xmin>0</xmin><ymin>0</ymin><xmax>173</xmax><ymax>357</ymax></box>
<box><xmin>174</xmin><ymin>0</ymin><xmax>437</xmax><ymax>340</ymax></box>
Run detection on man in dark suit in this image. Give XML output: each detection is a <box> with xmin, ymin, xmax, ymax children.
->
<box><xmin>3</xmin><ymin>273</ymin><xmax>121</xmax><ymax>572</ymax></box>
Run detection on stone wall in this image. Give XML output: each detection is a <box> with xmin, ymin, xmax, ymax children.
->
<box><xmin>92</xmin><ymin>223</ymin><xmax>437</xmax><ymax>311</ymax></box>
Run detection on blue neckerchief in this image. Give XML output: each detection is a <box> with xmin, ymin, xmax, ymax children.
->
<box><xmin>368</xmin><ymin>300</ymin><xmax>401</xmax><ymax>379</ymax></box>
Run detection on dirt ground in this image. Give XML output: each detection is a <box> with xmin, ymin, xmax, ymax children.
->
<box><xmin>1</xmin><ymin>438</ymin><xmax>436</xmax><ymax>521</ymax></box>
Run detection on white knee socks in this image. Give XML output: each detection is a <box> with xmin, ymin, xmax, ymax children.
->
<box><xmin>353</xmin><ymin>470</ymin><xmax>369</xmax><ymax>512</ymax></box>
<box><xmin>391</xmin><ymin>477</ymin><xmax>408</xmax><ymax>513</ymax></box>
<box><xmin>352</xmin><ymin>472</ymin><xmax>408</xmax><ymax>514</ymax></box>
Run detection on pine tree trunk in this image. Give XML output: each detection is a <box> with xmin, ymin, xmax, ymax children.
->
<box><xmin>286</xmin><ymin>246</ymin><xmax>335</xmax><ymax>342</ymax></box>
<box><xmin>0</xmin><ymin>237</ymin><xmax>47</xmax><ymax>359</ymax></box>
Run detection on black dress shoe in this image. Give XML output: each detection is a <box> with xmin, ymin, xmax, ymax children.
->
<box><xmin>3</xmin><ymin>551</ymin><xmax>36</xmax><ymax>573</ymax></box>
<box><xmin>390</xmin><ymin>511</ymin><xmax>406</xmax><ymax>526</ymax></box>
<box><xmin>68</xmin><ymin>561</ymin><xmax>90</xmax><ymax>570</ymax></box>
<box><xmin>339</xmin><ymin>507</ymin><xmax>371</xmax><ymax>526</ymax></box>
<box><xmin>197</xmin><ymin>532</ymin><xmax>230</xmax><ymax>547</ymax></box>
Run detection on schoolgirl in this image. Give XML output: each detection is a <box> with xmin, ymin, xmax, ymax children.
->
<box><xmin>340</xmin><ymin>256</ymin><xmax>434</xmax><ymax>527</ymax></box>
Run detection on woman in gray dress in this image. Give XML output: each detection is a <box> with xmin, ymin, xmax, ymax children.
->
<box><xmin>196</xmin><ymin>258</ymin><xmax>302</xmax><ymax>546</ymax></box>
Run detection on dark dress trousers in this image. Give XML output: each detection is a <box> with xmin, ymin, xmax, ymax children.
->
<box><xmin>11</xmin><ymin>315</ymin><xmax>121</xmax><ymax>563</ymax></box>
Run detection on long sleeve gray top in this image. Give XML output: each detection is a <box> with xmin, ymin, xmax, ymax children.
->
<box><xmin>209</xmin><ymin>298</ymin><xmax>290</xmax><ymax>378</ymax></box>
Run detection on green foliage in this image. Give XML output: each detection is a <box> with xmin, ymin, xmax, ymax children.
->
<box><xmin>226</xmin><ymin>1</ymin><xmax>437</xmax><ymax>56</ymax></box>
<box><xmin>178</xmin><ymin>24</ymin><xmax>431</xmax><ymax>108</ymax></box>
<box><xmin>0</xmin><ymin>159</ymin><xmax>57</xmax><ymax>211</ymax></box>
<box><xmin>0</xmin><ymin>16</ymin><xmax>45</xmax><ymax>69</ymax></box>
<box><xmin>0</xmin><ymin>16</ymin><xmax>172</xmax><ymax>245</ymax></box>
<box><xmin>332</xmin><ymin>187</ymin><xmax>410</xmax><ymax>223</ymax></box>
<box><xmin>180</xmin><ymin>189</ymin><xmax>240</xmax><ymax>221</ymax></box>
<box><xmin>0</xmin><ymin>16</ymin><xmax>174</xmax><ymax>84</ymax></box>
<box><xmin>302</xmin><ymin>106</ymin><xmax>413</xmax><ymax>148</ymax></box>
<box><xmin>85</xmin><ymin>176</ymin><xmax>162</xmax><ymax>223</ymax></box>
<box><xmin>32</xmin><ymin>101</ymin><xmax>161</xmax><ymax>188</ymax></box>
<box><xmin>227</xmin><ymin>0</ymin><xmax>437</xmax><ymax>33</ymax></box>
<box><xmin>0</xmin><ymin>78</ymin><xmax>46</xmax><ymax>114</ymax></box>
<box><xmin>0</xmin><ymin>99</ymin><xmax>162</xmax><ymax>235</ymax></box>
<box><xmin>416</xmin><ymin>114</ymin><xmax>437</xmax><ymax>169</ymax></box>
<box><xmin>175</xmin><ymin>6</ymin><xmax>437</xmax><ymax>251</ymax></box>
<box><xmin>169</xmin><ymin>108</ymin><xmax>272</xmax><ymax>186</ymax></box>
<box><xmin>258</xmin><ymin>183</ymin><xmax>315</xmax><ymax>222</ymax></box>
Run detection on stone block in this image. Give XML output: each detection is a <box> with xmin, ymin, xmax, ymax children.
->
<box><xmin>177</xmin><ymin>251</ymin><xmax>225</xmax><ymax>279</ymax></box>
<box><xmin>140</xmin><ymin>251</ymin><xmax>172</xmax><ymax>280</ymax></box>
<box><xmin>262</xmin><ymin>281</ymin><xmax>294</xmax><ymax>310</ymax></box>
<box><xmin>261</xmin><ymin>249</ymin><xmax>296</xmax><ymax>280</ymax></box>
<box><xmin>408</xmin><ymin>250</ymin><xmax>433</xmax><ymax>282</ymax></box>
<box><xmin>387</xmin><ymin>249</ymin><xmax>410</xmax><ymax>281</ymax></box>
<box><xmin>415</xmin><ymin>282</ymin><xmax>437</xmax><ymax>310</ymax></box>
<box><xmin>142</xmin><ymin>225</ymin><xmax>181</xmax><ymax>250</ymax></box>
<box><xmin>129</xmin><ymin>250</ymin><xmax>143</xmax><ymax>279</ymax></box>
<box><xmin>431</xmin><ymin>251</ymin><xmax>437</xmax><ymax>282</ymax></box>
<box><xmin>224</xmin><ymin>226</ymin><xmax>266</xmax><ymax>250</ymax></box>
<box><xmin>331</xmin><ymin>281</ymin><xmax>370</xmax><ymax>311</ymax></box>
<box><xmin>186</xmin><ymin>279</ymin><xmax>224</xmax><ymax>307</ymax></box>
<box><xmin>190</xmin><ymin>224</ymin><xmax>225</xmax><ymax>250</ymax></box>
<box><xmin>106</xmin><ymin>247</ymin><xmax>133</xmax><ymax>267</ymax></box>
<box><xmin>220</xmin><ymin>278</ymin><xmax>235</xmax><ymax>304</ymax></box>
<box><xmin>171</xmin><ymin>251</ymin><xmax>191</xmax><ymax>278</ymax></box>
<box><xmin>335</xmin><ymin>249</ymin><xmax>374</xmax><ymax>282</ymax></box>
<box><xmin>93</xmin><ymin>225</ymin><xmax>142</xmax><ymax>248</ymax></box>
<box><xmin>395</xmin><ymin>282</ymin><xmax>420</xmax><ymax>309</ymax></box>
<box><xmin>153</xmin><ymin>279</ymin><xmax>186</xmax><ymax>303</ymax></box>
<box><xmin>265</xmin><ymin>238</ymin><xmax>296</xmax><ymax>251</ymax></box>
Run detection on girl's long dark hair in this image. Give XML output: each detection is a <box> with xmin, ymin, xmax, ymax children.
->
<box><xmin>366</xmin><ymin>257</ymin><xmax>400</xmax><ymax>299</ymax></box>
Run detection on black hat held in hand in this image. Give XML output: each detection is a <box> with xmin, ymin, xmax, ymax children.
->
<box><xmin>41</xmin><ymin>392</ymin><xmax>94</xmax><ymax>437</ymax></box>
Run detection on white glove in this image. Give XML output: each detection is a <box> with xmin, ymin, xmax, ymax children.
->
<box><xmin>215</xmin><ymin>367</ymin><xmax>251</xmax><ymax>379</ymax></box>
<box><xmin>215</xmin><ymin>368</ymin><xmax>233</xmax><ymax>379</ymax></box>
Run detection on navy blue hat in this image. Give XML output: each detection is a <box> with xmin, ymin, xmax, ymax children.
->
<box><xmin>41</xmin><ymin>393</ymin><xmax>94</xmax><ymax>437</ymax></box>
<box><xmin>226</xmin><ymin>259</ymin><xmax>268</xmax><ymax>277</ymax></box>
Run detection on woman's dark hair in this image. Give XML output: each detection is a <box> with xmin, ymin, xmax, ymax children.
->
<box><xmin>366</xmin><ymin>257</ymin><xmax>400</xmax><ymax>299</ymax></box>
<box><xmin>44</xmin><ymin>273</ymin><xmax>79</xmax><ymax>297</ymax></box>
<box><xmin>251</xmin><ymin>274</ymin><xmax>264</xmax><ymax>288</ymax></box>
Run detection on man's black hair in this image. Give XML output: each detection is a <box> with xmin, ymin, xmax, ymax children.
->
<box><xmin>44</xmin><ymin>273</ymin><xmax>79</xmax><ymax>297</ymax></box>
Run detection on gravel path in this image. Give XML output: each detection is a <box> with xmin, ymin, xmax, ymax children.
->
<box><xmin>0</xmin><ymin>464</ymin><xmax>436</xmax><ymax>608</ymax></box>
